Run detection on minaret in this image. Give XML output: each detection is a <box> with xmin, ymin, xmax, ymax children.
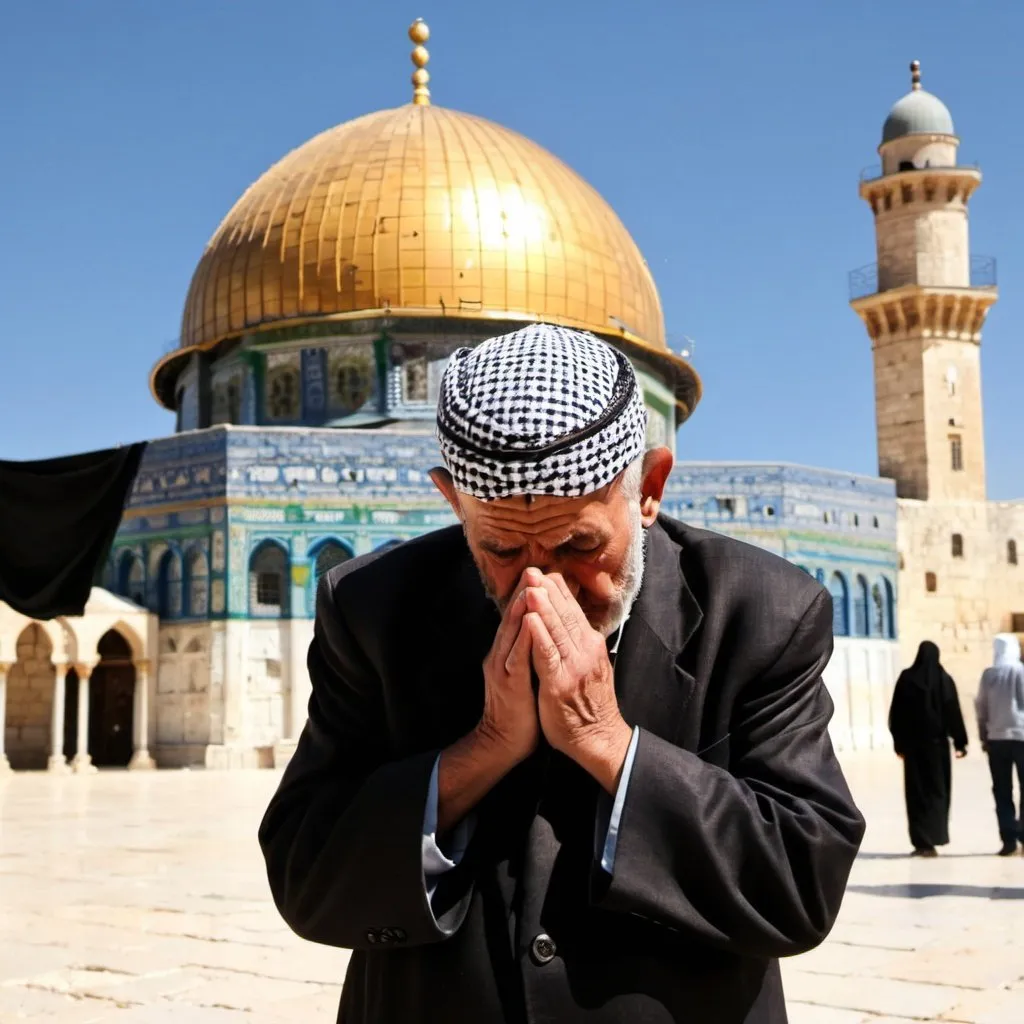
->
<box><xmin>850</xmin><ymin>60</ymin><xmax>997</xmax><ymax>501</ymax></box>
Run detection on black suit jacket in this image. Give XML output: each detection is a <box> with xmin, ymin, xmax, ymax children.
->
<box><xmin>259</xmin><ymin>516</ymin><xmax>865</xmax><ymax>1023</ymax></box>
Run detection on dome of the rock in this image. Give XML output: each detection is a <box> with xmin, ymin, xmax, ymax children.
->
<box><xmin>150</xmin><ymin>21</ymin><xmax>700</xmax><ymax>423</ymax></box>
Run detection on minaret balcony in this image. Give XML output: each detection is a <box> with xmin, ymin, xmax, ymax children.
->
<box><xmin>848</xmin><ymin>255</ymin><xmax>997</xmax><ymax>302</ymax></box>
<box><xmin>859</xmin><ymin>161</ymin><xmax>980</xmax><ymax>183</ymax></box>
<box><xmin>859</xmin><ymin>163</ymin><xmax>982</xmax><ymax>207</ymax></box>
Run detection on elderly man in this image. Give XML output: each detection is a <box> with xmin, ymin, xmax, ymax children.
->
<box><xmin>259</xmin><ymin>324</ymin><xmax>865</xmax><ymax>1024</ymax></box>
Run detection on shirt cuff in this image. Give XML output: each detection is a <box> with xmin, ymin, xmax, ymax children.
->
<box><xmin>422</xmin><ymin>754</ymin><xmax>473</xmax><ymax>903</ymax></box>
<box><xmin>596</xmin><ymin>726</ymin><xmax>641</xmax><ymax>875</ymax></box>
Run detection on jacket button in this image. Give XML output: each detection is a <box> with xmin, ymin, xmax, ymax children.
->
<box><xmin>530</xmin><ymin>933</ymin><xmax>557</xmax><ymax>965</ymax></box>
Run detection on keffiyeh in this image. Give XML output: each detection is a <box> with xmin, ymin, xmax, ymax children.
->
<box><xmin>436</xmin><ymin>323</ymin><xmax>648</xmax><ymax>500</ymax></box>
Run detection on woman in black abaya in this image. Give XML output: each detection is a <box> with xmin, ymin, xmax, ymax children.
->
<box><xmin>888</xmin><ymin>641</ymin><xmax>969</xmax><ymax>856</ymax></box>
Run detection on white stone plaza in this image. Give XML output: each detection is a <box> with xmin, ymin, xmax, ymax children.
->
<box><xmin>1</xmin><ymin>753</ymin><xmax>1022</xmax><ymax>1024</ymax></box>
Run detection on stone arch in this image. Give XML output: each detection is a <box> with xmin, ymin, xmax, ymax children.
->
<box><xmin>51</xmin><ymin>617</ymin><xmax>79</xmax><ymax>668</ymax></box>
<box><xmin>102</xmin><ymin>619</ymin><xmax>146</xmax><ymax>662</ymax></box>
<box><xmin>5</xmin><ymin>623</ymin><xmax>56</xmax><ymax>770</ymax></box>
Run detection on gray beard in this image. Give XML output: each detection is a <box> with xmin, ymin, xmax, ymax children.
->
<box><xmin>471</xmin><ymin>509</ymin><xmax>646</xmax><ymax>638</ymax></box>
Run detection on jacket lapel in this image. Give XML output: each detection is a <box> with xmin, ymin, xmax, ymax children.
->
<box><xmin>613</xmin><ymin>519</ymin><xmax>703</xmax><ymax>751</ymax></box>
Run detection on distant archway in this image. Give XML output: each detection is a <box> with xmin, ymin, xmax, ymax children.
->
<box><xmin>88</xmin><ymin>630</ymin><xmax>135</xmax><ymax>768</ymax></box>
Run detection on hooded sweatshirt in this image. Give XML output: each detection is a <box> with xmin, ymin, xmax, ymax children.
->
<box><xmin>975</xmin><ymin>634</ymin><xmax>1024</xmax><ymax>743</ymax></box>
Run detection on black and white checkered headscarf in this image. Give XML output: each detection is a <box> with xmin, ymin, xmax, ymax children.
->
<box><xmin>436</xmin><ymin>323</ymin><xmax>648</xmax><ymax>500</ymax></box>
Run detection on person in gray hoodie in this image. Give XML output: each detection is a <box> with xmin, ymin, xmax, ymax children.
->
<box><xmin>975</xmin><ymin>634</ymin><xmax>1024</xmax><ymax>856</ymax></box>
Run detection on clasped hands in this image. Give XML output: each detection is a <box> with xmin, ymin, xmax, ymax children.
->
<box><xmin>476</xmin><ymin>567</ymin><xmax>633</xmax><ymax>794</ymax></box>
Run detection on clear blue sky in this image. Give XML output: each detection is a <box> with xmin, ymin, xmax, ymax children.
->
<box><xmin>1</xmin><ymin>1</ymin><xmax>1021</xmax><ymax>497</ymax></box>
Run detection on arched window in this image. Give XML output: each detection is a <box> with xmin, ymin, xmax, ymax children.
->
<box><xmin>925</xmin><ymin>571</ymin><xmax>938</xmax><ymax>593</ymax></box>
<box><xmin>950</xmin><ymin>435</ymin><xmax>964</xmax><ymax>472</ymax></box>
<box><xmin>853</xmin><ymin>575</ymin><xmax>870</xmax><ymax>636</ymax></box>
<box><xmin>156</xmin><ymin>549</ymin><xmax>183</xmax><ymax>619</ymax></box>
<box><xmin>951</xmin><ymin>533</ymin><xmax>964</xmax><ymax>558</ymax></box>
<box><xmin>117</xmin><ymin>551</ymin><xmax>146</xmax><ymax>606</ymax></box>
<box><xmin>314</xmin><ymin>540</ymin><xmax>353</xmax><ymax>580</ymax></box>
<box><xmin>185</xmin><ymin>549</ymin><xmax>209</xmax><ymax>618</ymax></box>
<box><xmin>1009</xmin><ymin>540</ymin><xmax>1018</xmax><ymax>566</ymax></box>
<box><xmin>374</xmin><ymin>538</ymin><xmax>404</xmax><ymax>553</ymax></box>
<box><xmin>266</xmin><ymin>366</ymin><xmax>300</xmax><ymax>420</ymax></box>
<box><xmin>870</xmin><ymin>578</ymin><xmax>894</xmax><ymax>638</ymax></box>
<box><xmin>330</xmin><ymin>350</ymin><xmax>375</xmax><ymax>413</ymax></box>
<box><xmin>250</xmin><ymin>542</ymin><xmax>290</xmax><ymax>617</ymax></box>
<box><xmin>828</xmin><ymin>573</ymin><xmax>849</xmax><ymax>637</ymax></box>
<box><xmin>883</xmin><ymin>578</ymin><xmax>896</xmax><ymax>638</ymax></box>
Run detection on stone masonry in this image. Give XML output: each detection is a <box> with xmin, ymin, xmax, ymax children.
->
<box><xmin>4</xmin><ymin>623</ymin><xmax>55</xmax><ymax>770</ymax></box>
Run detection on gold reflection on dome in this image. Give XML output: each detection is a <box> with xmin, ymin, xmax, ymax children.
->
<box><xmin>156</xmin><ymin>22</ymin><xmax>700</xmax><ymax>419</ymax></box>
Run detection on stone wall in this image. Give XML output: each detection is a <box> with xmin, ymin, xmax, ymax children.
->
<box><xmin>922</xmin><ymin>339</ymin><xmax>986</xmax><ymax>502</ymax></box>
<box><xmin>5</xmin><ymin>624</ymin><xmax>54</xmax><ymax>770</ymax></box>
<box><xmin>824</xmin><ymin>637</ymin><xmax>901</xmax><ymax>753</ymax></box>
<box><xmin>874</xmin><ymin>337</ymin><xmax>928</xmax><ymax>499</ymax></box>
<box><xmin>154</xmin><ymin>624</ymin><xmax>219</xmax><ymax>766</ymax></box>
<box><xmin>898</xmin><ymin>498</ymin><xmax>1024</xmax><ymax>716</ymax></box>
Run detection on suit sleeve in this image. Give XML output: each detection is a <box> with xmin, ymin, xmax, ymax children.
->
<box><xmin>258</xmin><ymin>575</ymin><xmax>475</xmax><ymax>950</ymax></box>
<box><xmin>592</xmin><ymin>589</ymin><xmax>865</xmax><ymax>959</ymax></box>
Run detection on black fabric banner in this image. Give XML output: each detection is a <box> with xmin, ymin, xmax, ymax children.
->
<box><xmin>0</xmin><ymin>442</ymin><xmax>147</xmax><ymax>620</ymax></box>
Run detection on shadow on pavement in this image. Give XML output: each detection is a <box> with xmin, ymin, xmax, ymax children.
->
<box><xmin>856</xmin><ymin>851</ymin><xmax>998</xmax><ymax>860</ymax></box>
<box><xmin>848</xmin><ymin>883</ymin><xmax>1024</xmax><ymax>900</ymax></box>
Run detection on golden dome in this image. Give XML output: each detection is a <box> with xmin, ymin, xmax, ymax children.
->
<box><xmin>152</xmin><ymin>36</ymin><xmax>700</xmax><ymax>420</ymax></box>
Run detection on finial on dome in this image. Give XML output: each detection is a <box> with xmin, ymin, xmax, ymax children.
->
<box><xmin>910</xmin><ymin>59</ymin><xmax>921</xmax><ymax>91</ymax></box>
<box><xmin>409</xmin><ymin>19</ymin><xmax>431</xmax><ymax>106</ymax></box>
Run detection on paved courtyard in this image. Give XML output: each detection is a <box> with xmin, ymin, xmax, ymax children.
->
<box><xmin>1</xmin><ymin>753</ymin><xmax>1022</xmax><ymax>1023</ymax></box>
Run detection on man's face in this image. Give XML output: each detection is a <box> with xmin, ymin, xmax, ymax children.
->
<box><xmin>432</xmin><ymin>448</ymin><xmax>673</xmax><ymax>636</ymax></box>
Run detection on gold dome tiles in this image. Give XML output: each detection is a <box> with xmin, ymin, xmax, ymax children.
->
<box><xmin>175</xmin><ymin>105</ymin><xmax>664</xmax><ymax>353</ymax></box>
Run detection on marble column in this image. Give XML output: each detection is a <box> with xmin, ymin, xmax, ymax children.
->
<box><xmin>0</xmin><ymin>662</ymin><xmax>12</xmax><ymax>773</ymax></box>
<box><xmin>47</xmin><ymin>664</ymin><xmax>70</xmax><ymax>774</ymax></box>
<box><xmin>72</xmin><ymin>667</ymin><xmax>97</xmax><ymax>774</ymax></box>
<box><xmin>128</xmin><ymin>660</ymin><xmax>155</xmax><ymax>770</ymax></box>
